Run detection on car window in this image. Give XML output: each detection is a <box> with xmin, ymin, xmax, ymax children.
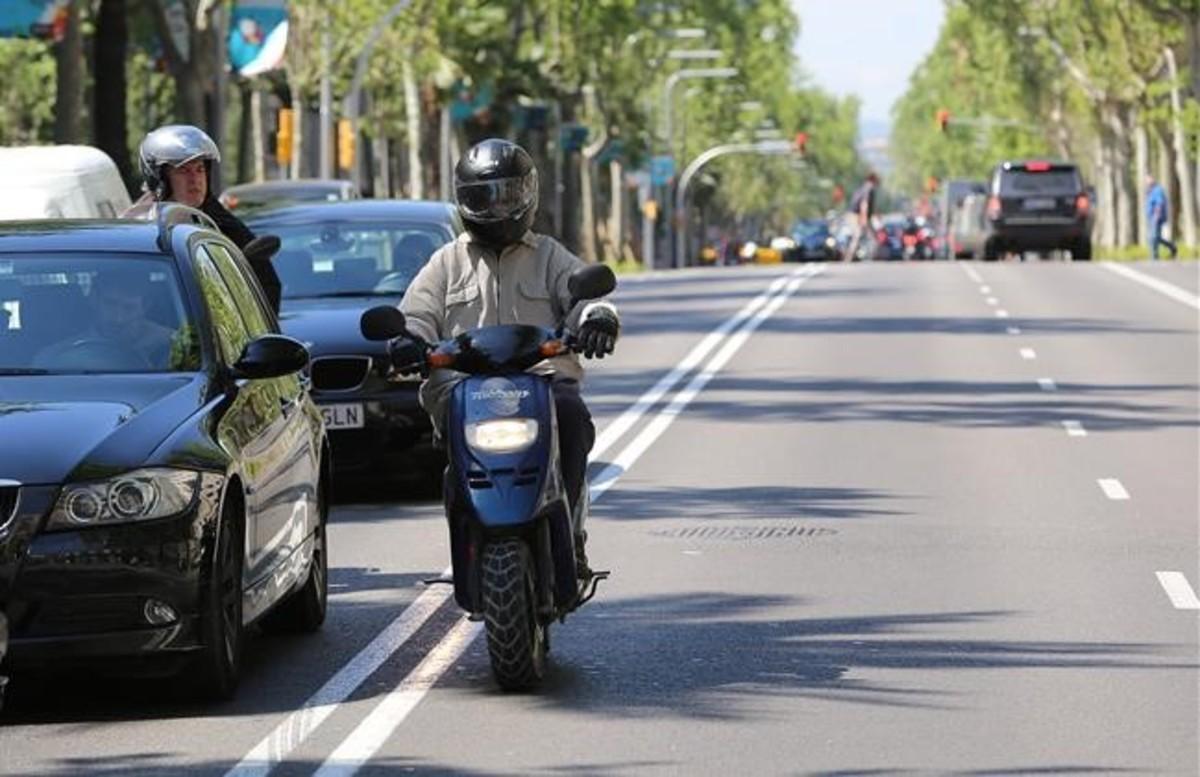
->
<box><xmin>1000</xmin><ymin>170</ymin><xmax>1080</xmax><ymax>195</ymax></box>
<box><xmin>201</xmin><ymin>243</ymin><xmax>272</xmax><ymax>337</ymax></box>
<box><xmin>254</xmin><ymin>219</ymin><xmax>452</xmax><ymax>299</ymax></box>
<box><xmin>0</xmin><ymin>253</ymin><xmax>199</xmax><ymax>373</ymax></box>
<box><xmin>193</xmin><ymin>249</ymin><xmax>252</xmax><ymax>366</ymax></box>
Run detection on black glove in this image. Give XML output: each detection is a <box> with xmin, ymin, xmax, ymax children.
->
<box><xmin>576</xmin><ymin>306</ymin><xmax>619</xmax><ymax>359</ymax></box>
<box><xmin>389</xmin><ymin>338</ymin><xmax>426</xmax><ymax>375</ymax></box>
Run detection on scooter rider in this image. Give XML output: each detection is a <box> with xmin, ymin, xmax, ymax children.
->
<box><xmin>399</xmin><ymin>138</ymin><xmax>619</xmax><ymax>576</ymax></box>
<box><xmin>123</xmin><ymin>124</ymin><xmax>282</xmax><ymax>313</ymax></box>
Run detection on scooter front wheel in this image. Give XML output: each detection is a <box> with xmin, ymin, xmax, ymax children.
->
<box><xmin>480</xmin><ymin>538</ymin><xmax>547</xmax><ymax>690</ymax></box>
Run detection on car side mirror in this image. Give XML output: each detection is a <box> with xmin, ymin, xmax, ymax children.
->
<box><xmin>361</xmin><ymin>305</ymin><xmax>409</xmax><ymax>341</ymax></box>
<box><xmin>567</xmin><ymin>264</ymin><xmax>617</xmax><ymax>309</ymax></box>
<box><xmin>231</xmin><ymin>334</ymin><xmax>309</xmax><ymax>379</ymax></box>
<box><xmin>243</xmin><ymin>235</ymin><xmax>281</xmax><ymax>264</ymax></box>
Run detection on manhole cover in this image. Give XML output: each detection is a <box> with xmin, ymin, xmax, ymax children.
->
<box><xmin>650</xmin><ymin>524</ymin><xmax>837</xmax><ymax>541</ymax></box>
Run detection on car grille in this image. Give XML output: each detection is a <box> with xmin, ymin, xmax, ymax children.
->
<box><xmin>311</xmin><ymin>356</ymin><xmax>372</xmax><ymax>392</ymax></box>
<box><xmin>0</xmin><ymin>481</ymin><xmax>18</xmax><ymax>530</ymax></box>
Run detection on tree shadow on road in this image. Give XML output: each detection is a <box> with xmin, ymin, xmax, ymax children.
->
<box><xmin>588</xmin><ymin>483</ymin><xmax>907</xmax><ymax>522</ymax></box>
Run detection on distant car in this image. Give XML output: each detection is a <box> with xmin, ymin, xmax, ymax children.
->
<box><xmin>786</xmin><ymin>219</ymin><xmax>839</xmax><ymax>261</ymax></box>
<box><xmin>0</xmin><ymin>145</ymin><xmax>131</xmax><ymax>220</ymax></box>
<box><xmin>875</xmin><ymin>217</ymin><xmax>906</xmax><ymax>261</ymax></box>
<box><xmin>247</xmin><ymin>200</ymin><xmax>461</xmax><ymax>482</ymax></box>
<box><xmin>983</xmin><ymin>160</ymin><xmax>1092</xmax><ymax>260</ymax></box>
<box><xmin>951</xmin><ymin>194</ymin><xmax>989</xmax><ymax>260</ymax></box>
<box><xmin>220</xmin><ymin>178</ymin><xmax>359</xmax><ymax>215</ymax></box>
<box><xmin>936</xmin><ymin>179</ymin><xmax>987</xmax><ymax>258</ymax></box>
<box><xmin>0</xmin><ymin>207</ymin><xmax>329</xmax><ymax>700</ymax></box>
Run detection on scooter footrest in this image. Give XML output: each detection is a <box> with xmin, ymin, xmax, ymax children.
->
<box><xmin>422</xmin><ymin>576</ymin><xmax>454</xmax><ymax>586</ymax></box>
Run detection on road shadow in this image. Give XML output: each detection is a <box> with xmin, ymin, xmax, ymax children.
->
<box><xmin>444</xmin><ymin>592</ymin><xmax>1193</xmax><ymax>724</ymax></box>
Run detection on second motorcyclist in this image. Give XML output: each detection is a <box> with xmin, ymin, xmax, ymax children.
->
<box><xmin>123</xmin><ymin>124</ymin><xmax>282</xmax><ymax>313</ymax></box>
<box><xmin>399</xmin><ymin>138</ymin><xmax>619</xmax><ymax>576</ymax></box>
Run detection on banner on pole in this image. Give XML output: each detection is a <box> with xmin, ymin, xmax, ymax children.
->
<box><xmin>0</xmin><ymin>0</ymin><xmax>70</xmax><ymax>41</ymax></box>
<box><xmin>229</xmin><ymin>0</ymin><xmax>288</xmax><ymax>77</ymax></box>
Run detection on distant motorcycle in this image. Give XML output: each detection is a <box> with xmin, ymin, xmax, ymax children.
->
<box><xmin>361</xmin><ymin>265</ymin><xmax>616</xmax><ymax>690</ymax></box>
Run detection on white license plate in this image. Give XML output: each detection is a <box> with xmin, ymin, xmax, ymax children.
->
<box><xmin>1023</xmin><ymin>197</ymin><xmax>1056</xmax><ymax>210</ymax></box>
<box><xmin>321</xmin><ymin>403</ymin><xmax>364</xmax><ymax>430</ymax></box>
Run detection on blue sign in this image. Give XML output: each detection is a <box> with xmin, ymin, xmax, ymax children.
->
<box><xmin>229</xmin><ymin>0</ymin><xmax>288</xmax><ymax>76</ymax></box>
<box><xmin>651</xmin><ymin>155</ymin><xmax>675</xmax><ymax>186</ymax></box>
<box><xmin>0</xmin><ymin>0</ymin><xmax>69</xmax><ymax>40</ymax></box>
<box><xmin>449</xmin><ymin>80</ymin><xmax>495</xmax><ymax>124</ymax></box>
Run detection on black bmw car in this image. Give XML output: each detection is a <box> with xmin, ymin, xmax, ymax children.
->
<box><xmin>248</xmin><ymin>200</ymin><xmax>460</xmax><ymax>483</ymax></box>
<box><xmin>0</xmin><ymin>207</ymin><xmax>329</xmax><ymax>700</ymax></box>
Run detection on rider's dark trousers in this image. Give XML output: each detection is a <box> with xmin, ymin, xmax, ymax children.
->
<box><xmin>553</xmin><ymin>379</ymin><xmax>594</xmax><ymax>525</ymax></box>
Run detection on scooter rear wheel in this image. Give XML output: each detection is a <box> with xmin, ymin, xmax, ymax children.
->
<box><xmin>480</xmin><ymin>539</ymin><xmax>547</xmax><ymax>690</ymax></box>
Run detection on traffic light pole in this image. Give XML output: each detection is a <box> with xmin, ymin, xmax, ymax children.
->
<box><xmin>673</xmin><ymin>140</ymin><xmax>797</xmax><ymax>269</ymax></box>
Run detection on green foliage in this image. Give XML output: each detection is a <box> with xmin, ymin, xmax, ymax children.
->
<box><xmin>0</xmin><ymin>39</ymin><xmax>57</xmax><ymax>145</ymax></box>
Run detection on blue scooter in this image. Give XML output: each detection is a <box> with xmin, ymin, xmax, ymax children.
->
<box><xmin>361</xmin><ymin>265</ymin><xmax>615</xmax><ymax>690</ymax></box>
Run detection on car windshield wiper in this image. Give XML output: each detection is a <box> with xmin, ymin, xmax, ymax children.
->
<box><xmin>285</xmin><ymin>291</ymin><xmax>400</xmax><ymax>299</ymax></box>
<box><xmin>0</xmin><ymin>368</ymin><xmax>52</xmax><ymax>375</ymax></box>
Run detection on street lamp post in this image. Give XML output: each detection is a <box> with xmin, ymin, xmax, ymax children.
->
<box><xmin>661</xmin><ymin>67</ymin><xmax>738</xmax><ymax>268</ymax></box>
<box><xmin>674</xmin><ymin>140</ymin><xmax>797</xmax><ymax>269</ymax></box>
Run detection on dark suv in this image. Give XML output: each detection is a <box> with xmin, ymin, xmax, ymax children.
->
<box><xmin>984</xmin><ymin>161</ymin><xmax>1093</xmax><ymax>260</ymax></box>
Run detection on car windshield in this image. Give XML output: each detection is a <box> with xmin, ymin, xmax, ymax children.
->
<box><xmin>792</xmin><ymin>221</ymin><xmax>828</xmax><ymax>239</ymax></box>
<box><xmin>1000</xmin><ymin>170</ymin><xmax>1080</xmax><ymax>195</ymax></box>
<box><xmin>260</xmin><ymin>220</ymin><xmax>452</xmax><ymax>300</ymax></box>
<box><xmin>0</xmin><ymin>254</ymin><xmax>199</xmax><ymax>374</ymax></box>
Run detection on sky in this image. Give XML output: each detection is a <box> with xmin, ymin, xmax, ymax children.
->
<box><xmin>791</xmin><ymin>0</ymin><xmax>945</xmax><ymax>136</ymax></box>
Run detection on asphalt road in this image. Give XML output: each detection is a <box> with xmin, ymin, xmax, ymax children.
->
<box><xmin>2</xmin><ymin>259</ymin><xmax>1198</xmax><ymax>776</ymax></box>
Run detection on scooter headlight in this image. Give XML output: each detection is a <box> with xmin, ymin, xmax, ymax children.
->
<box><xmin>465</xmin><ymin>419</ymin><xmax>539</xmax><ymax>454</ymax></box>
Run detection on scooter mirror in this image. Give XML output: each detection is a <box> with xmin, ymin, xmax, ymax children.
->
<box><xmin>361</xmin><ymin>305</ymin><xmax>409</xmax><ymax>341</ymax></box>
<box><xmin>242</xmin><ymin>235</ymin><xmax>281</xmax><ymax>264</ymax></box>
<box><xmin>567</xmin><ymin>265</ymin><xmax>616</xmax><ymax>307</ymax></box>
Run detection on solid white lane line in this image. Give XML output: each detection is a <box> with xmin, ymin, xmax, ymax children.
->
<box><xmin>995</xmin><ymin>309</ymin><xmax>1010</xmax><ymax>318</ymax></box>
<box><xmin>224</xmin><ymin>578</ymin><xmax>455</xmax><ymax>777</ymax></box>
<box><xmin>986</xmin><ymin>297</ymin><xmax>999</xmax><ymax>306</ymax></box>
<box><xmin>590</xmin><ymin>267</ymin><xmax>824</xmax><ymax>499</ymax></box>
<box><xmin>225</xmin><ymin>272</ymin><xmax>817</xmax><ymax>775</ymax></box>
<box><xmin>590</xmin><ymin>269</ymin><xmax>810</xmax><ymax>461</ymax></box>
<box><xmin>1037</xmin><ymin>378</ymin><xmax>1057</xmax><ymax>392</ymax></box>
<box><xmin>303</xmin><ymin>266</ymin><xmax>825</xmax><ymax>776</ymax></box>
<box><xmin>1020</xmin><ymin>348</ymin><xmax>1037</xmax><ymax>360</ymax></box>
<box><xmin>312</xmin><ymin>618</ymin><xmax>482</xmax><ymax>777</ymax></box>
<box><xmin>1156</xmin><ymin>572</ymin><xmax>1200</xmax><ymax>610</ymax></box>
<box><xmin>1098</xmin><ymin>478</ymin><xmax>1130</xmax><ymax>500</ymax></box>
<box><xmin>1062</xmin><ymin>420</ymin><xmax>1087</xmax><ymax>437</ymax></box>
<box><xmin>1101</xmin><ymin>263</ymin><xmax>1200</xmax><ymax>311</ymax></box>
<box><xmin>1007</xmin><ymin>326</ymin><xmax>1021</xmax><ymax>335</ymax></box>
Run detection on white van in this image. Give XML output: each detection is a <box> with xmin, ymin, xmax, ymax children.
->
<box><xmin>0</xmin><ymin>145</ymin><xmax>132</xmax><ymax>219</ymax></box>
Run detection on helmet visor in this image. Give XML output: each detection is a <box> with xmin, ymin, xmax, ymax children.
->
<box><xmin>455</xmin><ymin>170</ymin><xmax>537</xmax><ymax>222</ymax></box>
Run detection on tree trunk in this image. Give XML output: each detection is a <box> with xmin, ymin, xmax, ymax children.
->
<box><xmin>54</xmin><ymin>0</ymin><xmax>84</xmax><ymax>145</ymax></box>
<box><xmin>251</xmin><ymin>89</ymin><xmax>265</xmax><ymax>182</ymax></box>
<box><xmin>1096</xmin><ymin>135</ymin><xmax>1117</xmax><ymax>249</ymax></box>
<box><xmin>94</xmin><ymin>0</ymin><xmax>133</xmax><ymax>192</ymax></box>
<box><xmin>1165</xmin><ymin>48</ymin><xmax>1198</xmax><ymax>246</ymax></box>
<box><xmin>402</xmin><ymin>60</ymin><xmax>422</xmax><ymax>199</ymax></box>
<box><xmin>290</xmin><ymin>98</ymin><xmax>304</xmax><ymax>180</ymax></box>
<box><xmin>151</xmin><ymin>0</ymin><xmax>220</xmax><ymax>129</ymax></box>
<box><xmin>1103</xmin><ymin>104</ymin><xmax>1135</xmax><ymax>248</ymax></box>
<box><xmin>1135</xmin><ymin>116</ymin><xmax>1148</xmax><ymax>248</ymax></box>
<box><xmin>609</xmin><ymin>160</ymin><xmax>623</xmax><ymax>261</ymax></box>
<box><xmin>236</xmin><ymin>82</ymin><xmax>252</xmax><ymax>184</ymax></box>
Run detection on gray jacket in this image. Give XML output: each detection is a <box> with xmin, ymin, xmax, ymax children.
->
<box><xmin>400</xmin><ymin>230</ymin><xmax>616</xmax><ymax>422</ymax></box>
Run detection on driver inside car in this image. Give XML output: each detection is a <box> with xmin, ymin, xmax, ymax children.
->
<box><xmin>399</xmin><ymin>139</ymin><xmax>620</xmax><ymax>577</ymax></box>
<box><xmin>35</xmin><ymin>272</ymin><xmax>178</xmax><ymax>371</ymax></box>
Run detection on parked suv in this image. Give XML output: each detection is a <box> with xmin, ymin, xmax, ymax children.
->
<box><xmin>984</xmin><ymin>160</ymin><xmax>1092</xmax><ymax>260</ymax></box>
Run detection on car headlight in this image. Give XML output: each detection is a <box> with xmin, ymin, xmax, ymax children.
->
<box><xmin>465</xmin><ymin>419</ymin><xmax>539</xmax><ymax>454</ymax></box>
<box><xmin>825</xmin><ymin>237</ymin><xmax>837</xmax><ymax>248</ymax></box>
<box><xmin>48</xmin><ymin>468</ymin><xmax>200</xmax><ymax>530</ymax></box>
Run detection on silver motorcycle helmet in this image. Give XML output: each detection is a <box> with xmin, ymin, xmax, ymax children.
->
<box><xmin>138</xmin><ymin>124</ymin><xmax>221</xmax><ymax>199</ymax></box>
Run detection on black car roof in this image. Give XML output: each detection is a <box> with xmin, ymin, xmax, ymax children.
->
<box><xmin>244</xmin><ymin>199</ymin><xmax>457</xmax><ymax>226</ymax></box>
<box><xmin>223</xmin><ymin>178</ymin><xmax>351</xmax><ymax>195</ymax></box>
<box><xmin>0</xmin><ymin>220</ymin><xmax>169</xmax><ymax>255</ymax></box>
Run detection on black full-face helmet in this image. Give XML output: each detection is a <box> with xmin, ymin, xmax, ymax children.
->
<box><xmin>454</xmin><ymin>139</ymin><xmax>539</xmax><ymax>249</ymax></box>
<box><xmin>138</xmin><ymin>124</ymin><xmax>221</xmax><ymax>200</ymax></box>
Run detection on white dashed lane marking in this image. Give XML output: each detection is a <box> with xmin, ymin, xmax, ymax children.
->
<box><xmin>1156</xmin><ymin>572</ymin><xmax>1200</xmax><ymax>610</ymax></box>
<box><xmin>1020</xmin><ymin>348</ymin><xmax>1036</xmax><ymax>360</ymax></box>
<box><xmin>1098</xmin><ymin>479</ymin><xmax>1130</xmax><ymax>500</ymax></box>
<box><xmin>1037</xmin><ymin>378</ymin><xmax>1057</xmax><ymax>392</ymax></box>
<box><xmin>1061</xmin><ymin>420</ymin><xmax>1087</xmax><ymax>437</ymax></box>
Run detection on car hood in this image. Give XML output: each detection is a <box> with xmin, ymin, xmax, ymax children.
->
<box><xmin>0</xmin><ymin>374</ymin><xmax>206</xmax><ymax>485</ymax></box>
<box><xmin>280</xmin><ymin>296</ymin><xmax>400</xmax><ymax>358</ymax></box>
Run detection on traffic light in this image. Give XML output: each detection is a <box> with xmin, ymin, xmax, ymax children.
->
<box><xmin>337</xmin><ymin>118</ymin><xmax>355</xmax><ymax>170</ymax></box>
<box><xmin>276</xmin><ymin>108</ymin><xmax>294</xmax><ymax>165</ymax></box>
<box><xmin>794</xmin><ymin>131</ymin><xmax>808</xmax><ymax>155</ymax></box>
<box><xmin>936</xmin><ymin>108</ymin><xmax>950</xmax><ymax>133</ymax></box>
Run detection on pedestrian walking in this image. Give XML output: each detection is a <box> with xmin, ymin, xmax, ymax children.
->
<box><xmin>1146</xmin><ymin>174</ymin><xmax>1178</xmax><ymax>260</ymax></box>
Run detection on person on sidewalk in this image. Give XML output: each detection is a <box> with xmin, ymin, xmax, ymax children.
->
<box><xmin>1146</xmin><ymin>174</ymin><xmax>1178</xmax><ymax>260</ymax></box>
